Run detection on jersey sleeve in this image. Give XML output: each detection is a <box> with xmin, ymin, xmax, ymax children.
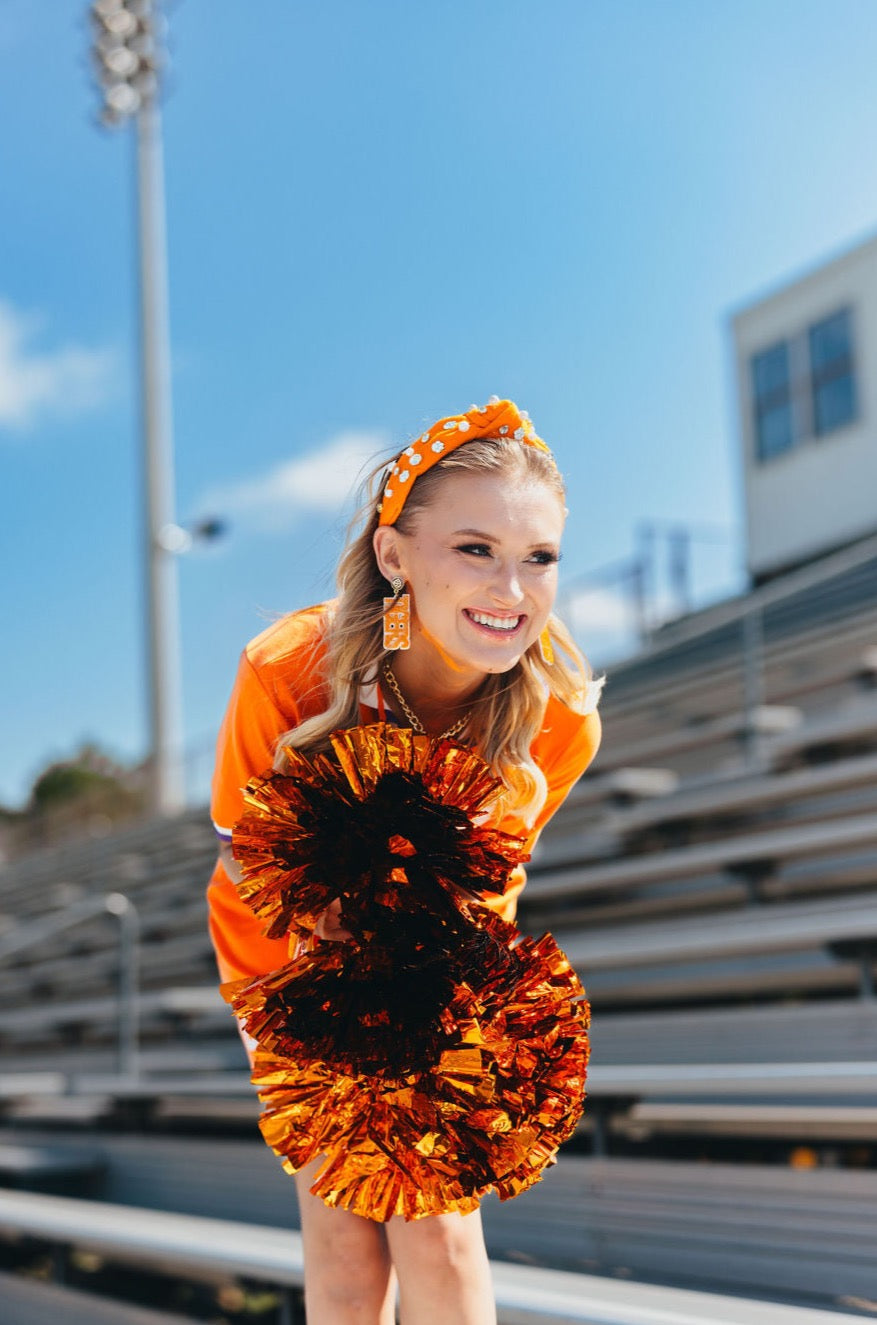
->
<box><xmin>528</xmin><ymin>707</ymin><xmax>602</xmax><ymax>847</ymax></box>
<box><xmin>206</xmin><ymin>649</ymin><xmax>300</xmax><ymax>984</ymax></box>
<box><xmin>210</xmin><ymin>649</ymin><xmax>299</xmax><ymax>839</ymax></box>
<box><xmin>496</xmin><ymin>706</ymin><xmax>602</xmax><ymax>920</ymax></box>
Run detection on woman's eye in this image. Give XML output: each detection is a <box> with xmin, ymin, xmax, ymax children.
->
<box><xmin>454</xmin><ymin>544</ymin><xmax>560</xmax><ymax>564</ymax></box>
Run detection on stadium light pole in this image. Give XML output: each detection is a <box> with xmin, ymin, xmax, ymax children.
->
<box><xmin>90</xmin><ymin>0</ymin><xmax>185</xmax><ymax>816</ymax></box>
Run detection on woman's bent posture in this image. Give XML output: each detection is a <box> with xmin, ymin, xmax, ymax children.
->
<box><xmin>207</xmin><ymin>398</ymin><xmax>602</xmax><ymax>1324</ymax></box>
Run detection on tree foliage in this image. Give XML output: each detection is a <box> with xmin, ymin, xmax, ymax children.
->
<box><xmin>0</xmin><ymin>744</ymin><xmax>147</xmax><ymax>857</ymax></box>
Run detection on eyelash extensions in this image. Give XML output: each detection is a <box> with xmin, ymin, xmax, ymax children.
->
<box><xmin>455</xmin><ymin>544</ymin><xmax>560</xmax><ymax>565</ymax></box>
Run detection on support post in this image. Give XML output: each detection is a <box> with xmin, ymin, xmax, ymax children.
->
<box><xmin>741</xmin><ymin>601</ymin><xmax>765</xmax><ymax>765</ymax></box>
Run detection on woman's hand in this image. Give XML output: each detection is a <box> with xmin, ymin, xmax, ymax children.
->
<box><xmin>219</xmin><ymin>842</ymin><xmax>243</xmax><ymax>884</ymax></box>
<box><xmin>223</xmin><ymin>845</ymin><xmax>351</xmax><ymax>941</ymax></box>
<box><xmin>314</xmin><ymin>897</ymin><xmax>353</xmax><ymax>942</ymax></box>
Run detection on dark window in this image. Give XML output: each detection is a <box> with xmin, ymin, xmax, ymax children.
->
<box><xmin>809</xmin><ymin>308</ymin><xmax>857</xmax><ymax>436</ymax></box>
<box><xmin>752</xmin><ymin>342</ymin><xmax>794</xmax><ymax>460</ymax></box>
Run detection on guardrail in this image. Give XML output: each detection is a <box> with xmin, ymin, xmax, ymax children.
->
<box><xmin>0</xmin><ymin>893</ymin><xmax>139</xmax><ymax>1077</ymax></box>
<box><xmin>0</xmin><ymin>1188</ymin><xmax>865</xmax><ymax>1325</ymax></box>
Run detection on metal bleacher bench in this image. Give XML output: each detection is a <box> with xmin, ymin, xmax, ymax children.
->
<box><xmin>559</xmin><ymin>890</ymin><xmax>877</xmax><ymax>1005</ymax></box>
<box><xmin>4</xmin><ymin>890</ymin><xmax>877</xmax><ymax>1086</ymax></box>
<box><xmin>0</xmin><ymin>1188</ymin><xmax>867</xmax><ymax>1325</ymax></box>
<box><xmin>768</xmin><ymin>692</ymin><xmax>877</xmax><ymax>765</ymax></box>
<box><xmin>589</xmin><ymin>704</ymin><xmax>802</xmax><ymax>773</ymax></box>
<box><xmin>559</xmin><ymin>890</ymin><xmax>877</xmax><ymax>971</ymax></box>
<box><xmin>594</xmin><ymin>997</ymin><xmax>877</xmax><ymax>1067</ymax></box>
<box><xmin>596</xmin><ymin>749</ymin><xmax>877</xmax><ymax>839</ymax></box>
<box><xmin>526</xmin><ymin>811</ymin><xmax>877</xmax><ymax>899</ymax></box>
<box><xmin>7</xmin><ymin>1059</ymin><xmax>877</xmax><ymax>1115</ymax></box>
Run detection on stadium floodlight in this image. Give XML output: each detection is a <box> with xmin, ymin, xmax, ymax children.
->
<box><xmin>90</xmin><ymin>0</ymin><xmax>164</xmax><ymax>126</ymax></box>
<box><xmin>89</xmin><ymin>0</ymin><xmax>185</xmax><ymax>818</ymax></box>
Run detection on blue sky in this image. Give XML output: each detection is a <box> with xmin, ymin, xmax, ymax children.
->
<box><xmin>2</xmin><ymin>0</ymin><xmax>877</xmax><ymax>808</ymax></box>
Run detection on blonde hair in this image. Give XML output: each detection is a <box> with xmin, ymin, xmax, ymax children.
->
<box><xmin>275</xmin><ymin>437</ymin><xmax>601</xmax><ymax>826</ymax></box>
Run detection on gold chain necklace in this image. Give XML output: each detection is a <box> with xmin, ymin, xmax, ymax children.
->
<box><xmin>380</xmin><ymin>658</ymin><xmax>468</xmax><ymax>742</ymax></box>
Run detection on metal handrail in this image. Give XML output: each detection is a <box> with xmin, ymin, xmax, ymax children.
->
<box><xmin>0</xmin><ymin>893</ymin><xmax>140</xmax><ymax>1079</ymax></box>
<box><xmin>601</xmin><ymin>531</ymin><xmax>877</xmax><ymax>766</ymax></box>
<box><xmin>641</xmin><ymin>530</ymin><xmax>877</xmax><ymax>658</ymax></box>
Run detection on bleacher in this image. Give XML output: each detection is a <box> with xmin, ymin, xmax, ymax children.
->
<box><xmin>1</xmin><ymin>542</ymin><xmax>876</xmax><ymax>1321</ymax></box>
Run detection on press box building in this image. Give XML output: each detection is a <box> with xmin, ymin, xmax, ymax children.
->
<box><xmin>732</xmin><ymin>232</ymin><xmax>877</xmax><ymax>584</ymax></box>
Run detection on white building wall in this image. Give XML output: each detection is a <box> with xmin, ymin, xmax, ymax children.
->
<box><xmin>733</xmin><ymin>233</ymin><xmax>877</xmax><ymax>580</ymax></box>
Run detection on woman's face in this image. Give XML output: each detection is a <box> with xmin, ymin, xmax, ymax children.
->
<box><xmin>375</xmin><ymin>469</ymin><xmax>565</xmax><ymax>684</ymax></box>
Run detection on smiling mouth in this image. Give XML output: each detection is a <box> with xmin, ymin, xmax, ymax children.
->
<box><xmin>463</xmin><ymin>609</ymin><xmax>525</xmax><ymax>636</ymax></box>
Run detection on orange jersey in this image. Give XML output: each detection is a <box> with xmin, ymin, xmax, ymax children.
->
<box><xmin>207</xmin><ymin>604</ymin><xmax>601</xmax><ymax>984</ymax></box>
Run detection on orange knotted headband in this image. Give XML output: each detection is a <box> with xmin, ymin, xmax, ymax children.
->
<box><xmin>377</xmin><ymin>396</ymin><xmax>553</xmax><ymax>527</ymax></box>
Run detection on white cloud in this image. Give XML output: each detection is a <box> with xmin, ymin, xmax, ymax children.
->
<box><xmin>560</xmin><ymin>583</ymin><xmax>643</xmax><ymax>666</ymax></box>
<box><xmin>0</xmin><ymin>300</ymin><xmax>116</xmax><ymax>432</ymax></box>
<box><xmin>199</xmin><ymin>429</ymin><xmax>392</xmax><ymax>532</ymax></box>
<box><xmin>562</xmin><ymin>581</ymin><xmax>686</xmax><ymax>665</ymax></box>
<box><xmin>563</xmin><ymin>583</ymin><xmax>632</xmax><ymax>635</ymax></box>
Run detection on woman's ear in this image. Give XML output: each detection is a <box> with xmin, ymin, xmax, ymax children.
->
<box><xmin>372</xmin><ymin>525</ymin><xmax>406</xmax><ymax>583</ymax></box>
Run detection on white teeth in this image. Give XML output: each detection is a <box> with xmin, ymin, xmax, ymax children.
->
<box><xmin>469</xmin><ymin>612</ymin><xmax>520</xmax><ymax>631</ymax></box>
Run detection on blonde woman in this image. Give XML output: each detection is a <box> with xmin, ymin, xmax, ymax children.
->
<box><xmin>207</xmin><ymin>397</ymin><xmax>602</xmax><ymax>1325</ymax></box>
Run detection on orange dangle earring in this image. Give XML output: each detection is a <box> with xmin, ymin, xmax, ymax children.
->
<box><xmin>383</xmin><ymin>576</ymin><xmax>411</xmax><ymax>650</ymax></box>
<box><xmin>539</xmin><ymin>626</ymin><xmax>555</xmax><ymax>665</ymax></box>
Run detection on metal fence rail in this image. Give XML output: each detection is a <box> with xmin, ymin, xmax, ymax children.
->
<box><xmin>0</xmin><ymin>1188</ymin><xmax>866</xmax><ymax>1325</ymax></box>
